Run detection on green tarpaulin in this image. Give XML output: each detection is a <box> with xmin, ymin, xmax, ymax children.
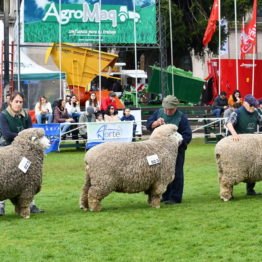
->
<box><xmin>148</xmin><ymin>66</ymin><xmax>205</xmax><ymax>104</ymax></box>
<box><xmin>14</xmin><ymin>72</ymin><xmax>66</xmax><ymax>81</ymax></box>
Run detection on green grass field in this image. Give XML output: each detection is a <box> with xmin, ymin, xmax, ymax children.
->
<box><xmin>1</xmin><ymin>138</ymin><xmax>262</xmax><ymax>262</ymax></box>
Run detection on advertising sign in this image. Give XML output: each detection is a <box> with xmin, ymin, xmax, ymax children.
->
<box><xmin>86</xmin><ymin>121</ymin><xmax>133</xmax><ymax>149</ymax></box>
<box><xmin>24</xmin><ymin>0</ymin><xmax>157</xmax><ymax>44</ymax></box>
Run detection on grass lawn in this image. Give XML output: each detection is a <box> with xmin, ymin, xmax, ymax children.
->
<box><xmin>1</xmin><ymin>138</ymin><xmax>262</xmax><ymax>262</ymax></box>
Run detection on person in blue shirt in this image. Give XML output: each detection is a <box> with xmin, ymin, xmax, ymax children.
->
<box><xmin>121</xmin><ymin>108</ymin><xmax>137</xmax><ymax>141</ymax></box>
<box><xmin>146</xmin><ymin>95</ymin><xmax>192</xmax><ymax>204</ymax></box>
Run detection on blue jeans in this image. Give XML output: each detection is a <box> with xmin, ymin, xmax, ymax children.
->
<box><xmin>36</xmin><ymin>113</ymin><xmax>53</xmax><ymax>124</ymax></box>
<box><xmin>212</xmin><ymin>109</ymin><xmax>222</xmax><ymax>117</ymax></box>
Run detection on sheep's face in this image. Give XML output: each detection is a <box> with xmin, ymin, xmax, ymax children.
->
<box><xmin>150</xmin><ymin>124</ymin><xmax>183</xmax><ymax>144</ymax></box>
<box><xmin>14</xmin><ymin>128</ymin><xmax>50</xmax><ymax>150</ymax></box>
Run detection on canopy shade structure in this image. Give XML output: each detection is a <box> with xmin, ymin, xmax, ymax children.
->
<box><xmin>148</xmin><ymin>66</ymin><xmax>205</xmax><ymax>104</ymax></box>
<box><xmin>45</xmin><ymin>43</ymin><xmax>118</xmax><ymax>88</ymax></box>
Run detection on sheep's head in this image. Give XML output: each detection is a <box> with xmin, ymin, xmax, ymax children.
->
<box><xmin>149</xmin><ymin>124</ymin><xmax>183</xmax><ymax>144</ymax></box>
<box><xmin>13</xmin><ymin>128</ymin><xmax>50</xmax><ymax>150</ymax></box>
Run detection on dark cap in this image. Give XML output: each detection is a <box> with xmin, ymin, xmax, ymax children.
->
<box><xmin>244</xmin><ymin>94</ymin><xmax>258</xmax><ymax>107</ymax></box>
<box><xmin>162</xmin><ymin>95</ymin><xmax>179</xmax><ymax>109</ymax></box>
<box><xmin>109</xmin><ymin>92</ymin><xmax>116</xmax><ymax>97</ymax></box>
<box><xmin>258</xmin><ymin>99</ymin><xmax>262</xmax><ymax>105</ymax></box>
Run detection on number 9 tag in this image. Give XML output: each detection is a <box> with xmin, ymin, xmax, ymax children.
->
<box><xmin>147</xmin><ymin>154</ymin><xmax>160</xmax><ymax>166</ymax></box>
<box><xmin>18</xmin><ymin>157</ymin><xmax>32</xmax><ymax>173</ymax></box>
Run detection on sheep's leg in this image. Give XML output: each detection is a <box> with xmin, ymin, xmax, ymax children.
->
<box><xmin>219</xmin><ymin>177</ymin><xmax>234</xmax><ymax>201</ymax></box>
<box><xmin>16</xmin><ymin>194</ymin><xmax>34</xmax><ymax>218</ymax></box>
<box><xmin>80</xmin><ymin>165</ymin><xmax>91</xmax><ymax>211</ymax></box>
<box><xmin>88</xmin><ymin>186</ymin><xmax>110</xmax><ymax>212</ymax></box>
<box><xmin>80</xmin><ymin>182</ymin><xmax>90</xmax><ymax>211</ymax></box>
<box><xmin>148</xmin><ymin>184</ymin><xmax>164</xmax><ymax>208</ymax></box>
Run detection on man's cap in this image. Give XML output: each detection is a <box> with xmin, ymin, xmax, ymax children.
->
<box><xmin>162</xmin><ymin>95</ymin><xmax>179</xmax><ymax>109</ymax></box>
<box><xmin>86</xmin><ymin>106</ymin><xmax>95</xmax><ymax>115</ymax></box>
<box><xmin>220</xmin><ymin>91</ymin><xmax>227</xmax><ymax>96</ymax></box>
<box><xmin>244</xmin><ymin>94</ymin><xmax>258</xmax><ymax>107</ymax></box>
<box><xmin>258</xmin><ymin>99</ymin><xmax>262</xmax><ymax>105</ymax></box>
<box><xmin>109</xmin><ymin>92</ymin><xmax>116</xmax><ymax>97</ymax></box>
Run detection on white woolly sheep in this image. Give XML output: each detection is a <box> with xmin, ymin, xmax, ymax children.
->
<box><xmin>80</xmin><ymin>124</ymin><xmax>182</xmax><ymax>211</ymax></box>
<box><xmin>0</xmin><ymin>128</ymin><xmax>49</xmax><ymax>218</ymax></box>
<box><xmin>215</xmin><ymin>134</ymin><xmax>262</xmax><ymax>201</ymax></box>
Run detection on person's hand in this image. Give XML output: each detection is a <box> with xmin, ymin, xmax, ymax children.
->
<box><xmin>232</xmin><ymin>133</ymin><xmax>240</xmax><ymax>141</ymax></box>
<box><xmin>152</xmin><ymin>118</ymin><xmax>165</xmax><ymax>128</ymax></box>
<box><xmin>66</xmin><ymin>118</ymin><xmax>74</xmax><ymax>122</ymax></box>
<box><xmin>223</xmin><ymin>106</ymin><xmax>228</xmax><ymax>109</ymax></box>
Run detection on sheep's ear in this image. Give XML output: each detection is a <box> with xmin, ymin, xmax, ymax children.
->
<box><xmin>31</xmin><ymin>136</ymin><xmax>37</xmax><ymax>141</ymax></box>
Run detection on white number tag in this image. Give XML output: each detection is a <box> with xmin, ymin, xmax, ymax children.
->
<box><xmin>147</xmin><ymin>154</ymin><xmax>160</xmax><ymax>166</ymax></box>
<box><xmin>18</xmin><ymin>157</ymin><xmax>32</xmax><ymax>173</ymax></box>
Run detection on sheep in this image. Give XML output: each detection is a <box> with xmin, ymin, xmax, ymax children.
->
<box><xmin>80</xmin><ymin>124</ymin><xmax>182</xmax><ymax>211</ymax></box>
<box><xmin>215</xmin><ymin>134</ymin><xmax>262</xmax><ymax>201</ymax></box>
<box><xmin>0</xmin><ymin>128</ymin><xmax>49</xmax><ymax>218</ymax></box>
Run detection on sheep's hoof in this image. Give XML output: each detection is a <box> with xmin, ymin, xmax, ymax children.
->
<box><xmin>25</xmin><ymin>216</ymin><xmax>30</xmax><ymax>219</ymax></box>
<box><xmin>221</xmin><ymin>196</ymin><xmax>230</xmax><ymax>202</ymax></box>
<box><xmin>152</xmin><ymin>205</ymin><xmax>160</xmax><ymax>208</ymax></box>
<box><xmin>80</xmin><ymin>205</ymin><xmax>88</xmax><ymax>211</ymax></box>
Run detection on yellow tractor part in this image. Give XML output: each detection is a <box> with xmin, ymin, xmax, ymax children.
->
<box><xmin>45</xmin><ymin>43</ymin><xmax>118</xmax><ymax>90</ymax></box>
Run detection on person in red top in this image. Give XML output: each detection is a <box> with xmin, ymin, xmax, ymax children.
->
<box><xmin>101</xmin><ymin>92</ymin><xmax>117</xmax><ymax>112</ymax></box>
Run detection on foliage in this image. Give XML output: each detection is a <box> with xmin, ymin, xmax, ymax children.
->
<box><xmin>1</xmin><ymin>139</ymin><xmax>262</xmax><ymax>261</ymax></box>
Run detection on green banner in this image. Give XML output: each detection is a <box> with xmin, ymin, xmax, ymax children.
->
<box><xmin>24</xmin><ymin>1</ymin><xmax>157</xmax><ymax>44</ymax></box>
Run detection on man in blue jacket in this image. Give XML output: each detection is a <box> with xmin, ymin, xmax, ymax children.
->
<box><xmin>146</xmin><ymin>95</ymin><xmax>192</xmax><ymax>204</ymax></box>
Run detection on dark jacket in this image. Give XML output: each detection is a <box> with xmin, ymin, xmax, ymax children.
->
<box><xmin>212</xmin><ymin>96</ymin><xmax>228</xmax><ymax>109</ymax></box>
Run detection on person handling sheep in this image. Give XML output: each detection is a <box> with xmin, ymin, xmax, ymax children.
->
<box><xmin>226</xmin><ymin>94</ymin><xmax>262</xmax><ymax>196</ymax></box>
<box><xmin>0</xmin><ymin>92</ymin><xmax>44</xmax><ymax>216</ymax></box>
<box><xmin>146</xmin><ymin>95</ymin><xmax>192</xmax><ymax>204</ymax></box>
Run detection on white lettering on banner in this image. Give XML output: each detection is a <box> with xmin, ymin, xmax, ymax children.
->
<box><xmin>42</xmin><ymin>3</ymin><xmax>140</xmax><ymax>28</ymax></box>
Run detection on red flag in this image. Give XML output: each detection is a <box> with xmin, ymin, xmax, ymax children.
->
<box><xmin>203</xmin><ymin>0</ymin><xmax>219</xmax><ymax>46</ymax></box>
<box><xmin>240</xmin><ymin>0</ymin><xmax>257</xmax><ymax>59</ymax></box>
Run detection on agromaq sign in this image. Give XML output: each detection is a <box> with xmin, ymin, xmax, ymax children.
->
<box><xmin>23</xmin><ymin>0</ymin><xmax>157</xmax><ymax>44</ymax></box>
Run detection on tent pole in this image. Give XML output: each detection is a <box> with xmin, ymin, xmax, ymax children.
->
<box><xmin>168</xmin><ymin>0</ymin><xmax>174</xmax><ymax>96</ymax></box>
<box><xmin>234</xmin><ymin>0</ymin><xmax>239</xmax><ymax>90</ymax></box>
<box><xmin>133</xmin><ymin>0</ymin><xmax>138</xmax><ymax>108</ymax></box>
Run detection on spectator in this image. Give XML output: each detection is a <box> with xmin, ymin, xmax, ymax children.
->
<box><xmin>101</xmin><ymin>92</ymin><xmax>117</xmax><ymax>112</ymax></box>
<box><xmin>112</xmin><ymin>80</ymin><xmax>123</xmax><ymax>93</ymax></box>
<box><xmin>224</xmin><ymin>102</ymin><xmax>241</xmax><ymax>119</ymax></box>
<box><xmin>228</xmin><ymin>90</ymin><xmax>243</xmax><ymax>106</ymax></box>
<box><xmin>258</xmin><ymin>100</ymin><xmax>262</xmax><ymax>115</ymax></box>
<box><xmin>96</xmin><ymin>112</ymin><xmax>104</xmax><ymax>122</ymax></box>
<box><xmin>90</xmin><ymin>82</ymin><xmax>99</xmax><ymax>91</ymax></box>
<box><xmin>212</xmin><ymin>91</ymin><xmax>228</xmax><ymax>117</ymax></box>
<box><xmin>1</xmin><ymin>93</ymin><xmax>11</xmax><ymax>111</ymax></box>
<box><xmin>226</xmin><ymin>94</ymin><xmax>262</xmax><ymax>196</ymax></box>
<box><xmin>121</xmin><ymin>108</ymin><xmax>137</xmax><ymax>141</ymax></box>
<box><xmin>35</xmin><ymin>96</ymin><xmax>53</xmax><ymax>124</ymax></box>
<box><xmin>53</xmin><ymin>99</ymin><xmax>75</xmax><ymax>138</ymax></box>
<box><xmin>85</xmin><ymin>93</ymin><xmax>100</xmax><ymax>113</ymax></box>
<box><xmin>66</xmin><ymin>95</ymin><xmax>81</xmax><ymax>122</ymax></box>
<box><xmin>79</xmin><ymin>106</ymin><xmax>96</xmax><ymax>139</ymax></box>
<box><xmin>146</xmin><ymin>95</ymin><xmax>192</xmax><ymax>205</ymax></box>
<box><xmin>104</xmin><ymin>106</ymin><xmax>120</xmax><ymax>122</ymax></box>
<box><xmin>0</xmin><ymin>91</ymin><xmax>43</xmax><ymax>215</ymax></box>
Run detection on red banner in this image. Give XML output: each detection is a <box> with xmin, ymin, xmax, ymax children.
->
<box><xmin>202</xmin><ymin>0</ymin><xmax>219</xmax><ymax>46</ymax></box>
<box><xmin>240</xmin><ymin>0</ymin><xmax>257</xmax><ymax>59</ymax></box>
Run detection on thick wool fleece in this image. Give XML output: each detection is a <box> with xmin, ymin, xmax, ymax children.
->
<box><xmin>0</xmin><ymin>128</ymin><xmax>46</xmax><ymax>216</ymax></box>
<box><xmin>215</xmin><ymin>134</ymin><xmax>262</xmax><ymax>201</ymax></box>
<box><xmin>80</xmin><ymin>124</ymin><xmax>181</xmax><ymax>211</ymax></box>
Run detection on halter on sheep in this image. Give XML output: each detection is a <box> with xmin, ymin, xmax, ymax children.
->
<box><xmin>80</xmin><ymin>124</ymin><xmax>182</xmax><ymax>211</ymax></box>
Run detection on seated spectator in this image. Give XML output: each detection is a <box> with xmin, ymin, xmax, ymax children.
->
<box><xmin>35</xmin><ymin>96</ymin><xmax>53</xmax><ymax>124</ymax></box>
<box><xmin>104</xmin><ymin>105</ymin><xmax>120</xmax><ymax>122</ymax></box>
<box><xmin>224</xmin><ymin>102</ymin><xmax>242</xmax><ymax>119</ymax></box>
<box><xmin>96</xmin><ymin>112</ymin><xmax>104</xmax><ymax>122</ymax></box>
<box><xmin>212</xmin><ymin>91</ymin><xmax>228</xmax><ymax>117</ymax></box>
<box><xmin>121</xmin><ymin>108</ymin><xmax>137</xmax><ymax>141</ymax></box>
<box><xmin>53</xmin><ymin>99</ymin><xmax>75</xmax><ymax>138</ymax></box>
<box><xmin>228</xmin><ymin>90</ymin><xmax>243</xmax><ymax>106</ymax></box>
<box><xmin>79</xmin><ymin>106</ymin><xmax>96</xmax><ymax>139</ymax></box>
<box><xmin>66</xmin><ymin>95</ymin><xmax>81</xmax><ymax>122</ymax></box>
<box><xmin>258</xmin><ymin>100</ymin><xmax>262</xmax><ymax>115</ymax></box>
<box><xmin>1</xmin><ymin>93</ymin><xmax>11</xmax><ymax>112</ymax></box>
<box><xmin>85</xmin><ymin>93</ymin><xmax>100</xmax><ymax>113</ymax></box>
<box><xmin>101</xmin><ymin>92</ymin><xmax>117</xmax><ymax>112</ymax></box>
